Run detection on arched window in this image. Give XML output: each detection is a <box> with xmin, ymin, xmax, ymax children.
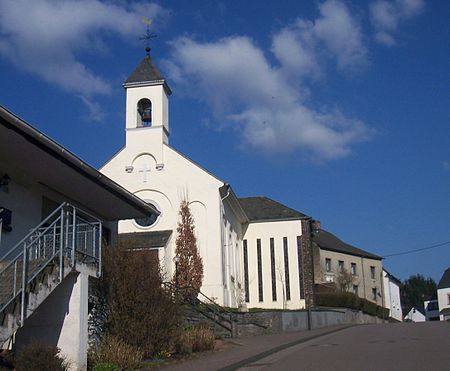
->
<box><xmin>137</xmin><ymin>98</ymin><xmax>152</xmax><ymax>127</ymax></box>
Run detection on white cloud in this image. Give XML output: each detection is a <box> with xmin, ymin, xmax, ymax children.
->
<box><xmin>370</xmin><ymin>0</ymin><xmax>425</xmax><ymax>46</ymax></box>
<box><xmin>272</xmin><ymin>0</ymin><xmax>367</xmax><ymax>78</ymax></box>
<box><xmin>167</xmin><ymin>28</ymin><xmax>374</xmax><ymax>161</ymax></box>
<box><xmin>314</xmin><ymin>0</ymin><xmax>367</xmax><ymax>69</ymax></box>
<box><xmin>0</xmin><ymin>0</ymin><xmax>168</xmax><ymax>96</ymax></box>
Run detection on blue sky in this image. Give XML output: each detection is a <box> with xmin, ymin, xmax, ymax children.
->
<box><xmin>0</xmin><ymin>0</ymin><xmax>448</xmax><ymax>282</ymax></box>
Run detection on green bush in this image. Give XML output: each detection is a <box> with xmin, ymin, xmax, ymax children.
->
<box><xmin>315</xmin><ymin>292</ymin><xmax>388</xmax><ymax>319</ymax></box>
<box><xmin>14</xmin><ymin>341</ymin><xmax>70</xmax><ymax>371</ymax></box>
<box><xmin>93</xmin><ymin>363</ymin><xmax>120</xmax><ymax>371</ymax></box>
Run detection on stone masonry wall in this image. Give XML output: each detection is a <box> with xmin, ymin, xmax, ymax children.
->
<box><xmin>234</xmin><ymin>308</ymin><xmax>384</xmax><ymax>337</ymax></box>
<box><xmin>300</xmin><ymin>220</ymin><xmax>315</xmax><ymax>308</ymax></box>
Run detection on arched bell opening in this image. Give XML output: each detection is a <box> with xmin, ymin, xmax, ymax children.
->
<box><xmin>137</xmin><ymin>98</ymin><xmax>152</xmax><ymax>127</ymax></box>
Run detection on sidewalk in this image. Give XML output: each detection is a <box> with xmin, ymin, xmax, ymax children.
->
<box><xmin>161</xmin><ymin>325</ymin><xmax>354</xmax><ymax>371</ymax></box>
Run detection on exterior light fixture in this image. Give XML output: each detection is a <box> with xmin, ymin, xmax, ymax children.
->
<box><xmin>0</xmin><ymin>174</ymin><xmax>10</xmax><ymax>193</ymax></box>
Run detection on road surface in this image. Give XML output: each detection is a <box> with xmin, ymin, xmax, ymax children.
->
<box><xmin>237</xmin><ymin>322</ymin><xmax>450</xmax><ymax>371</ymax></box>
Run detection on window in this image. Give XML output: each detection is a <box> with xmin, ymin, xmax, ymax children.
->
<box><xmin>257</xmin><ymin>239</ymin><xmax>263</xmax><ymax>302</ymax></box>
<box><xmin>370</xmin><ymin>266</ymin><xmax>376</xmax><ymax>279</ymax></box>
<box><xmin>134</xmin><ymin>200</ymin><xmax>160</xmax><ymax>228</ymax></box>
<box><xmin>243</xmin><ymin>240</ymin><xmax>249</xmax><ymax>302</ymax></box>
<box><xmin>351</xmin><ymin>263</ymin><xmax>357</xmax><ymax>275</ymax></box>
<box><xmin>283</xmin><ymin>237</ymin><xmax>291</xmax><ymax>301</ymax></box>
<box><xmin>297</xmin><ymin>236</ymin><xmax>304</xmax><ymax>299</ymax></box>
<box><xmin>325</xmin><ymin>258</ymin><xmax>331</xmax><ymax>272</ymax></box>
<box><xmin>338</xmin><ymin>260</ymin><xmax>344</xmax><ymax>273</ymax></box>
<box><xmin>372</xmin><ymin>288</ymin><xmax>377</xmax><ymax>301</ymax></box>
<box><xmin>270</xmin><ymin>238</ymin><xmax>277</xmax><ymax>301</ymax></box>
<box><xmin>137</xmin><ymin>98</ymin><xmax>152</xmax><ymax>127</ymax></box>
<box><xmin>448</xmin><ymin>294</ymin><xmax>450</xmax><ymax>305</ymax></box>
<box><xmin>353</xmin><ymin>285</ymin><xmax>359</xmax><ymax>295</ymax></box>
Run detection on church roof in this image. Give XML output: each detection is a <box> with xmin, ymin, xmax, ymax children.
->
<box><xmin>438</xmin><ymin>267</ymin><xmax>450</xmax><ymax>289</ymax></box>
<box><xmin>238</xmin><ymin>196</ymin><xmax>308</xmax><ymax>222</ymax></box>
<box><xmin>313</xmin><ymin>229</ymin><xmax>382</xmax><ymax>260</ymax></box>
<box><xmin>124</xmin><ymin>54</ymin><xmax>172</xmax><ymax>94</ymax></box>
<box><xmin>119</xmin><ymin>230</ymin><xmax>172</xmax><ymax>249</ymax></box>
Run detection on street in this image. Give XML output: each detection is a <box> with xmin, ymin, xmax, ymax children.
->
<box><xmin>237</xmin><ymin>322</ymin><xmax>450</xmax><ymax>371</ymax></box>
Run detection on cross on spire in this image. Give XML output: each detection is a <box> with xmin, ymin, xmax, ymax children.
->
<box><xmin>140</xmin><ymin>16</ymin><xmax>157</xmax><ymax>55</ymax></box>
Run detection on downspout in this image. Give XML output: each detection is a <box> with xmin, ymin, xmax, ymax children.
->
<box><xmin>361</xmin><ymin>256</ymin><xmax>367</xmax><ymax>300</ymax></box>
<box><xmin>380</xmin><ymin>269</ymin><xmax>386</xmax><ymax>321</ymax></box>
<box><xmin>220</xmin><ymin>184</ymin><xmax>231</xmax><ymax>306</ymax></box>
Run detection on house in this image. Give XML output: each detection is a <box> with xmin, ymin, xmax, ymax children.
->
<box><xmin>424</xmin><ymin>299</ymin><xmax>440</xmax><ymax>321</ymax></box>
<box><xmin>0</xmin><ymin>105</ymin><xmax>158</xmax><ymax>369</ymax></box>
<box><xmin>437</xmin><ymin>267</ymin><xmax>450</xmax><ymax>321</ymax></box>
<box><xmin>101</xmin><ymin>50</ymin><xmax>383</xmax><ymax>312</ymax></box>
<box><xmin>404</xmin><ymin>306</ymin><xmax>426</xmax><ymax>322</ymax></box>
<box><xmin>382</xmin><ymin>269</ymin><xmax>403</xmax><ymax>321</ymax></box>
<box><xmin>312</xmin><ymin>228</ymin><xmax>384</xmax><ymax>304</ymax></box>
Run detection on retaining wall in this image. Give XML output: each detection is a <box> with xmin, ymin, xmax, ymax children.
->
<box><xmin>235</xmin><ymin>308</ymin><xmax>385</xmax><ymax>337</ymax></box>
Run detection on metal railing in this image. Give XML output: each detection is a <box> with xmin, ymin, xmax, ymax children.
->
<box><xmin>0</xmin><ymin>202</ymin><xmax>102</xmax><ymax>326</ymax></box>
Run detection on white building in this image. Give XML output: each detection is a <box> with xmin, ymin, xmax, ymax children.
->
<box><xmin>424</xmin><ymin>299</ymin><xmax>439</xmax><ymax>321</ymax></box>
<box><xmin>0</xmin><ymin>104</ymin><xmax>157</xmax><ymax>369</ymax></box>
<box><xmin>437</xmin><ymin>267</ymin><xmax>450</xmax><ymax>321</ymax></box>
<box><xmin>100</xmin><ymin>52</ymin><xmax>317</xmax><ymax>310</ymax></box>
<box><xmin>382</xmin><ymin>269</ymin><xmax>403</xmax><ymax>322</ymax></box>
<box><xmin>102</xmin><ymin>51</ymin><xmax>388</xmax><ymax>312</ymax></box>
<box><xmin>404</xmin><ymin>307</ymin><xmax>426</xmax><ymax>322</ymax></box>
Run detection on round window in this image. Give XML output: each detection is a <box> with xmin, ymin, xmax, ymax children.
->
<box><xmin>134</xmin><ymin>200</ymin><xmax>160</xmax><ymax>228</ymax></box>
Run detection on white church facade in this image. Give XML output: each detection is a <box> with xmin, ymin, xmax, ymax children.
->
<box><xmin>101</xmin><ymin>52</ymin><xmax>385</xmax><ymax>311</ymax></box>
<box><xmin>100</xmin><ymin>53</ymin><xmax>315</xmax><ymax>310</ymax></box>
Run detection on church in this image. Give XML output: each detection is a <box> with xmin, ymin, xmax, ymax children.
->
<box><xmin>101</xmin><ymin>51</ymin><xmax>383</xmax><ymax>310</ymax></box>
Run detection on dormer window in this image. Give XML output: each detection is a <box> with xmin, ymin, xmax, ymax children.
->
<box><xmin>137</xmin><ymin>98</ymin><xmax>152</xmax><ymax>127</ymax></box>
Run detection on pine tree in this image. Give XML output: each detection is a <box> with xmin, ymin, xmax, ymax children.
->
<box><xmin>174</xmin><ymin>200</ymin><xmax>203</xmax><ymax>301</ymax></box>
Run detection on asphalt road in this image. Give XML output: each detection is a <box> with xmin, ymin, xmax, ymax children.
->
<box><xmin>237</xmin><ymin>322</ymin><xmax>450</xmax><ymax>371</ymax></box>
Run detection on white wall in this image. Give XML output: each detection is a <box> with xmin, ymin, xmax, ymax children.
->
<box><xmin>222</xmin><ymin>200</ymin><xmax>244</xmax><ymax>308</ymax></box>
<box><xmin>437</xmin><ymin>287</ymin><xmax>450</xmax><ymax>321</ymax></box>
<box><xmin>102</xmin><ymin>132</ymin><xmax>229</xmax><ymax>304</ymax></box>
<box><xmin>15</xmin><ymin>272</ymin><xmax>90</xmax><ymax>371</ymax></box>
<box><xmin>0</xmin><ymin>179</ymin><xmax>42</xmax><ymax>256</ymax></box>
<box><xmin>243</xmin><ymin>220</ymin><xmax>305</xmax><ymax>310</ymax></box>
<box><xmin>404</xmin><ymin>307</ymin><xmax>425</xmax><ymax>322</ymax></box>
<box><xmin>382</xmin><ymin>271</ymin><xmax>403</xmax><ymax>321</ymax></box>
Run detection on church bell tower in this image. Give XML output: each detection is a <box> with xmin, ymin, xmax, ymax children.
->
<box><xmin>123</xmin><ymin>49</ymin><xmax>171</xmax><ymax>167</ymax></box>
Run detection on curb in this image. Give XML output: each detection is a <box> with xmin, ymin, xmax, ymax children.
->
<box><xmin>218</xmin><ymin>325</ymin><xmax>355</xmax><ymax>371</ymax></box>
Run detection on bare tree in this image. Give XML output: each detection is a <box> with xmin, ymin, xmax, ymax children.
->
<box><xmin>276</xmin><ymin>259</ymin><xmax>287</xmax><ymax>309</ymax></box>
<box><xmin>336</xmin><ymin>268</ymin><xmax>354</xmax><ymax>292</ymax></box>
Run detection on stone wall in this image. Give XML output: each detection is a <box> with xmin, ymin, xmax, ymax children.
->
<box><xmin>300</xmin><ymin>220</ymin><xmax>315</xmax><ymax>308</ymax></box>
<box><xmin>234</xmin><ymin>308</ymin><xmax>384</xmax><ymax>337</ymax></box>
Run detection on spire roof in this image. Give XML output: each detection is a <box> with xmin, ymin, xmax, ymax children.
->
<box><xmin>124</xmin><ymin>54</ymin><xmax>171</xmax><ymax>94</ymax></box>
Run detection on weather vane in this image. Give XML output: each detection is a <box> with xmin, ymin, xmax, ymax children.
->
<box><xmin>140</xmin><ymin>16</ymin><xmax>157</xmax><ymax>55</ymax></box>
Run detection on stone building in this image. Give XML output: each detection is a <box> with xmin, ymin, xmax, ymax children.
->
<box><xmin>312</xmin><ymin>228</ymin><xmax>384</xmax><ymax>304</ymax></box>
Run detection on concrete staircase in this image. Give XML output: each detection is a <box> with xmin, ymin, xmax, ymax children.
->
<box><xmin>0</xmin><ymin>203</ymin><xmax>101</xmax><ymax>347</ymax></box>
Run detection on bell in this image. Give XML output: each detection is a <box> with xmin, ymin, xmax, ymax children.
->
<box><xmin>141</xmin><ymin>107</ymin><xmax>152</xmax><ymax>123</ymax></box>
<box><xmin>138</xmin><ymin>99</ymin><xmax>152</xmax><ymax>125</ymax></box>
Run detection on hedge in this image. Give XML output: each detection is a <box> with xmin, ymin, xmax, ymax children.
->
<box><xmin>315</xmin><ymin>292</ymin><xmax>389</xmax><ymax>319</ymax></box>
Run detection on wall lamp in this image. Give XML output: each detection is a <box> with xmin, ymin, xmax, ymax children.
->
<box><xmin>0</xmin><ymin>174</ymin><xmax>10</xmax><ymax>193</ymax></box>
